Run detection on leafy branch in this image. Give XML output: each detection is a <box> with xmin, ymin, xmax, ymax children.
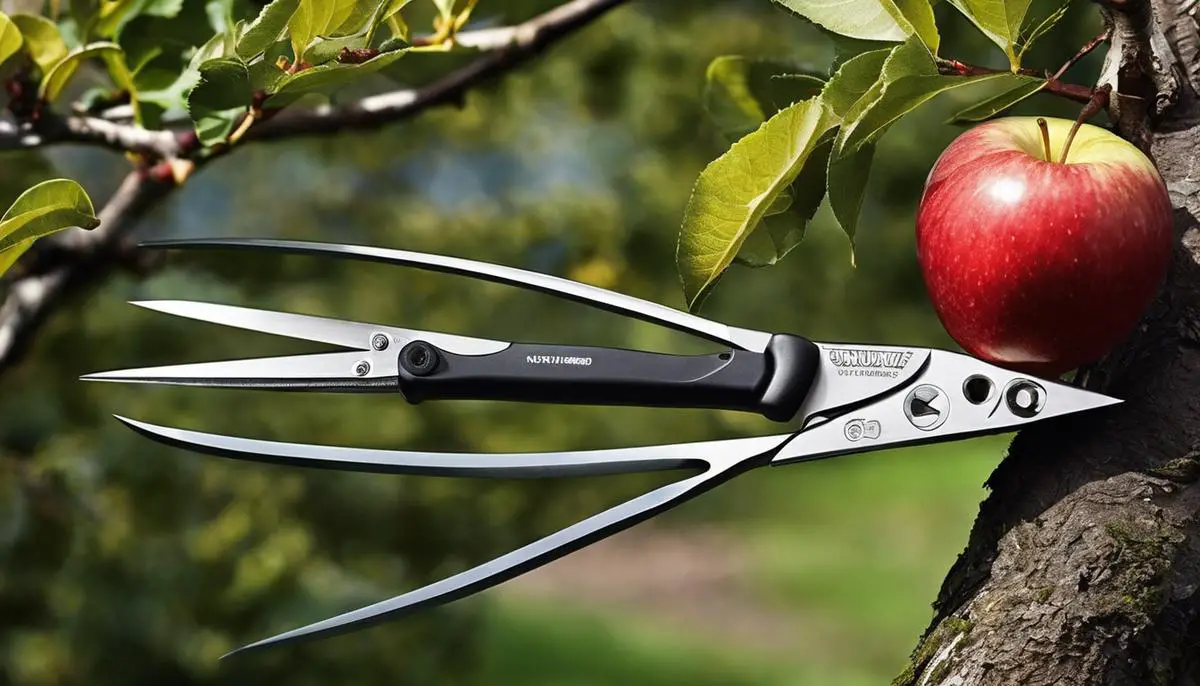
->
<box><xmin>674</xmin><ymin>0</ymin><xmax>1116</xmax><ymax>311</ymax></box>
<box><xmin>0</xmin><ymin>0</ymin><xmax>630</xmax><ymax>374</ymax></box>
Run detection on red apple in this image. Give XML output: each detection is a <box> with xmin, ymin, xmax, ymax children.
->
<box><xmin>915</xmin><ymin>115</ymin><xmax>1173</xmax><ymax>377</ymax></box>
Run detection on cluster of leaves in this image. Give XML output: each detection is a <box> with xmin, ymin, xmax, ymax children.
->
<box><xmin>0</xmin><ymin>0</ymin><xmax>479</xmax><ymax>280</ymax></box>
<box><xmin>675</xmin><ymin>0</ymin><xmax>1073</xmax><ymax>310</ymax></box>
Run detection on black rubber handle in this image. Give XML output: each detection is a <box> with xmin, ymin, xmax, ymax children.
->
<box><xmin>395</xmin><ymin>333</ymin><xmax>820</xmax><ymax>422</ymax></box>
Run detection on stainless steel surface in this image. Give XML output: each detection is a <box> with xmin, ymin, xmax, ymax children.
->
<box><xmin>132</xmin><ymin>300</ymin><xmax>510</xmax><ymax>356</ymax></box>
<box><xmin>141</xmin><ymin>238</ymin><xmax>775</xmax><ymax>352</ymax></box>
<box><xmin>796</xmin><ymin>342</ymin><xmax>931</xmax><ymax>424</ymax></box>
<box><xmin>114</xmin><ymin>415</ymin><xmax>793</xmax><ymax>657</ymax></box>
<box><xmin>81</xmin><ymin>350</ymin><xmax>400</xmax><ymax>389</ymax></box>
<box><xmin>772</xmin><ymin>349</ymin><xmax>1123</xmax><ymax>465</ymax></box>
<box><xmin>114</xmin><ymin>415</ymin><xmax>793</xmax><ymax>478</ymax></box>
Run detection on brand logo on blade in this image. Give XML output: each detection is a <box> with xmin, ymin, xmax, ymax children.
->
<box><xmin>844</xmin><ymin>418</ymin><xmax>882</xmax><ymax>442</ymax></box>
<box><xmin>526</xmin><ymin>355</ymin><xmax>593</xmax><ymax>366</ymax></box>
<box><xmin>827</xmin><ymin>348</ymin><xmax>914</xmax><ymax>378</ymax></box>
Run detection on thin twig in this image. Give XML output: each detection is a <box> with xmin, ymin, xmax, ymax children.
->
<box><xmin>936</xmin><ymin>58</ymin><xmax>1095</xmax><ymax>104</ymax></box>
<box><xmin>0</xmin><ymin>0</ymin><xmax>629</xmax><ymax>374</ymax></box>
<box><xmin>1051</xmin><ymin>28</ymin><xmax>1113</xmax><ymax>82</ymax></box>
<box><xmin>250</xmin><ymin>0</ymin><xmax>625</xmax><ymax>140</ymax></box>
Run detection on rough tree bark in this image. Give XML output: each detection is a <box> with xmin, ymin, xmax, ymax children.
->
<box><xmin>897</xmin><ymin>1</ymin><xmax>1200</xmax><ymax>684</ymax></box>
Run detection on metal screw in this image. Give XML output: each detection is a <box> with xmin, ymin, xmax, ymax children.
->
<box><xmin>354</xmin><ymin>360</ymin><xmax>371</xmax><ymax>376</ymax></box>
<box><xmin>371</xmin><ymin>333</ymin><xmax>389</xmax><ymax>351</ymax></box>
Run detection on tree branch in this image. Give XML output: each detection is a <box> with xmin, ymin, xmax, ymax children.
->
<box><xmin>248</xmin><ymin>0</ymin><xmax>626</xmax><ymax>140</ymax></box>
<box><xmin>935</xmin><ymin>59</ymin><xmax>1096</xmax><ymax>104</ymax></box>
<box><xmin>0</xmin><ymin>114</ymin><xmax>181</xmax><ymax>156</ymax></box>
<box><xmin>0</xmin><ymin>171</ymin><xmax>171</xmax><ymax>375</ymax></box>
<box><xmin>0</xmin><ymin>0</ymin><xmax>629</xmax><ymax>374</ymax></box>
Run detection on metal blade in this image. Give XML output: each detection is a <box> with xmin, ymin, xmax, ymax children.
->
<box><xmin>111</xmin><ymin>415</ymin><xmax>793</xmax><ymax>478</ymax></box>
<box><xmin>81</xmin><ymin>350</ymin><xmax>398</xmax><ymax>391</ymax></box>
<box><xmin>139</xmin><ymin>238</ymin><xmax>775</xmax><ymax>352</ymax></box>
<box><xmin>795</xmin><ymin>343</ymin><xmax>932</xmax><ymax>424</ymax></box>
<box><xmin>221</xmin><ymin>460</ymin><xmax>756</xmax><ymax>657</ymax></box>
<box><xmin>130</xmin><ymin>300</ymin><xmax>509</xmax><ymax>356</ymax></box>
<box><xmin>773</xmin><ymin>349</ymin><xmax>1123</xmax><ymax>466</ymax></box>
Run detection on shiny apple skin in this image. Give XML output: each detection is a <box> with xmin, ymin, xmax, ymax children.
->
<box><xmin>915</xmin><ymin>117</ymin><xmax>1173</xmax><ymax>377</ymax></box>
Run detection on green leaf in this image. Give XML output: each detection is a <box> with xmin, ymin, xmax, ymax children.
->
<box><xmin>95</xmin><ymin>0</ymin><xmax>144</xmax><ymax>37</ymax></box>
<box><xmin>248</xmin><ymin>39</ymin><xmax>290</xmax><ymax>91</ymax></box>
<box><xmin>431</xmin><ymin>0</ymin><xmax>455</xmax><ymax>19</ymax></box>
<box><xmin>820</xmin><ymin>47</ymin><xmax>891</xmax><ymax>119</ymax></box>
<box><xmin>771</xmin><ymin>0</ymin><xmax>939</xmax><ymax>54</ymax></box>
<box><xmin>0</xmin><ymin>178</ymin><xmax>100</xmax><ymax>277</ymax></box>
<box><xmin>289</xmin><ymin>0</ymin><xmax>367</xmax><ymax>60</ymax></box>
<box><xmin>947</xmin><ymin>0</ymin><xmax>1032</xmax><ymax>69</ymax></box>
<box><xmin>100</xmin><ymin>47</ymin><xmax>141</xmax><ymax>123</ymax></box>
<box><xmin>10</xmin><ymin>14</ymin><xmax>67</xmax><ymax>75</ymax></box>
<box><xmin>703</xmin><ymin>55</ymin><xmax>825</xmax><ymax>141</ymax></box>
<box><xmin>947</xmin><ymin>76</ymin><xmax>1044</xmax><ymax>122</ymax></box>
<box><xmin>827</xmin><ymin>142</ymin><xmax>875</xmax><ymax>252</ymax></box>
<box><xmin>735</xmin><ymin>138</ymin><xmax>833</xmax><ymax>268</ymax></box>
<box><xmin>141</xmin><ymin>0</ymin><xmax>187</xmax><ymax>18</ymax></box>
<box><xmin>236</xmin><ymin>0</ymin><xmax>299</xmax><ymax>59</ymax></box>
<box><xmin>1015</xmin><ymin>0</ymin><xmax>1068</xmax><ymax>62</ymax></box>
<box><xmin>330</xmin><ymin>0</ymin><xmax>381</xmax><ymax>35</ymax></box>
<box><xmin>366</xmin><ymin>0</ymin><xmax>412</xmax><ymax>44</ymax></box>
<box><xmin>677</xmin><ymin>97</ymin><xmax>838</xmax><ymax>310</ymax></box>
<box><xmin>305</xmin><ymin>31</ymin><xmax>368</xmax><ymax>64</ymax></box>
<box><xmin>265</xmin><ymin>44</ymin><xmax>408</xmax><ymax>104</ymax></box>
<box><xmin>834</xmin><ymin>36</ymin><xmax>1015</xmax><ymax>156</ymax></box>
<box><xmin>187</xmin><ymin>57</ymin><xmax>251</xmax><ymax>146</ymax></box>
<box><xmin>40</xmin><ymin>42</ymin><xmax>123</xmax><ymax>103</ymax></box>
<box><xmin>0</xmin><ymin>13</ymin><xmax>23</xmax><ymax>70</ymax></box>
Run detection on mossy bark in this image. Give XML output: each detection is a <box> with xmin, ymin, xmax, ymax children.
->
<box><xmin>898</xmin><ymin>2</ymin><xmax>1200</xmax><ymax>683</ymax></box>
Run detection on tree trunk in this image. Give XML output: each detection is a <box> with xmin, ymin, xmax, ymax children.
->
<box><xmin>896</xmin><ymin>3</ymin><xmax>1200</xmax><ymax>685</ymax></box>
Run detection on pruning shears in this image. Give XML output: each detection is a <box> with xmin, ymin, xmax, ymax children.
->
<box><xmin>84</xmin><ymin>238</ymin><xmax>1122</xmax><ymax>658</ymax></box>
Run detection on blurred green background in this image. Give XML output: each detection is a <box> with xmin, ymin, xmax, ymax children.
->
<box><xmin>0</xmin><ymin>1</ymin><xmax>1106</xmax><ymax>684</ymax></box>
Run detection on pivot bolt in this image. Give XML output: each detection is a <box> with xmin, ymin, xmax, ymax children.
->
<box><xmin>354</xmin><ymin>360</ymin><xmax>371</xmax><ymax>376</ymax></box>
<box><xmin>400</xmin><ymin>341</ymin><xmax>439</xmax><ymax>377</ymax></box>
<box><xmin>371</xmin><ymin>333</ymin><xmax>390</xmax><ymax>351</ymax></box>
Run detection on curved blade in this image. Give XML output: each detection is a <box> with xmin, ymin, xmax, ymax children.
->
<box><xmin>107</xmin><ymin>415</ymin><xmax>790</xmax><ymax>657</ymax></box>
<box><xmin>139</xmin><ymin>238</ymin><xmax>774</xmax><ymax>352</ymax></box>
<box><xmin>774</xmin><ymin>349</ymin><xmax>1123</xmax><ymax>465</ymax></box>
<box><xmin>113</xmin><ymin>415</ymin><xmax>793</xmax><ymax>478</ymax></box>
<box><xmin>221</xmin><ymin>463</ymin><xmax>753</xmax><ymax>657</ymax></box>
<box><xmin>132</xmin><ymin>300</ymin><xmax>510</xmax><ymax>356</ymax></box>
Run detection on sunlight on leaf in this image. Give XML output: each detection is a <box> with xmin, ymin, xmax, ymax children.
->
<box><xmin>0</xmin><ymin>13</ymin><xmax>22</xmax><ymax>69</ymax></box>
<box><xmin>734</xmin><ymin>138</ymin><xmax>833</xmax><ymax>268</ymax></box>
<box><xmin>771</xmin><ymin>0</ymin><xmax>938</xmax><ymax>55</ymax></box>
<box><xmin>289</xmin><ymin>0</ymin><xmax>367</xmax><ymax>61</ymax></box>
<box><xmin>704</xmin><ymin>55</ymin><xmax>825</xmax><ymax>142</ymax></box>
<box><xmin>821</xmin><ymin>47</ymin><xmax>891</xmax><ymax>119</ymax></box>
<box><xmin>0</xmin><ymin>179</ymin><xmax>99</xmax><ymax>277</ymax></box>
<box><xmin>236</xmin><ymin>0</ymin><xmax>299</xmax><ymax>59</ymax></box>
<box><xmin>677</xmin><ymin>97</ymin><xmax>838</xmax><ymax>310</ymax></box>
<box><xmin>834</xmin><ymin>36</ymin><xmax>1020</xmax><ymax>157</ymax></box>
<box><xmin>947</xmin><ymin>76</ymin><xmax>1044</xmax><ymax>122</ymax></box>
<box><xmin>947</xmin><ymin>0</ymin><xmax>1033</xmax><ymax>70</ymax></box>
<box><xmin>265</xmin><ymin>45</ymin><xmax>409</xmax><ymax>104</ymax></box>
<box><xmin>40</xmin><ymin>42</ymin><xmax>123</xmax><ymax>103</ymax></box>
<box><xmin>10</xmin><ymin>14</ymin><xmax>66</xmax><ymax>74</ymax></box>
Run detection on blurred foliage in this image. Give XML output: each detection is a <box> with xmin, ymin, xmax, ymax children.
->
<box><xmin>0</xmin><ymin>0</ymin><xmax>1108</xmax><ymax>684</ymax></box>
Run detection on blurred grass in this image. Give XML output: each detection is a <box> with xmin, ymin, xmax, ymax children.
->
<box><xmin>476</xmin><ymin>435</ymin><xmax>1007</xmax><ymax>685</ymax></box>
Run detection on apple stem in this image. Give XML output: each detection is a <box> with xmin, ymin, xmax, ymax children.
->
<box><xmin>1060</xmin><ymin>84</ymin><xmax>1113</xmax><ymax>164</ymax></box>
<box><xmin>1037</xmin><ymin>118</ymin><xmax>1052</xmax><ymax>162</ymax></box>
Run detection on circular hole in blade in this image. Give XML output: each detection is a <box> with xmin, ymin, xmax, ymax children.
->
<box><xmin>963</xmin><ymin>375</ymin><xmax>994</xmax><ymax>404</ymax></box>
